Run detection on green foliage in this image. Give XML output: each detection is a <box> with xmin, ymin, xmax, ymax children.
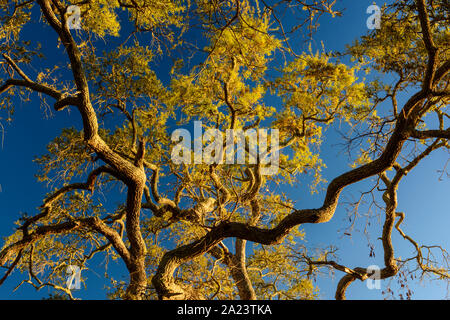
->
<box><xmin>35</xmin><ymin>128</ymin><xmax>92</xmax><ymax>185</ymax></box>
<box><xmin>1</xmin><ymin>0</ymin><xmax>448</xmax><ymax>300</ymax></box>
<box><xmin>0</xmin><ymin>0</ymin><xmax>33</xmax><ymax>42</ymax></box>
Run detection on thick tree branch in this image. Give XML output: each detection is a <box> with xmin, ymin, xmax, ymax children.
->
<box><xmin>411</xmin><ymin>128</ymin><xmax>450</xmax><ymax>140</ymax></box>
<box><xmin>415</xmin><ymin>0</ymin><xmax>438</xmax><ymax>91</ymax></box>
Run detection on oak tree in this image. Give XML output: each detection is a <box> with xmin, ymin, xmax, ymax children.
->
<box><xmin>0</xmin><ymin>0</ymin><xmax>449</xmax><ymax>300</ymax></box>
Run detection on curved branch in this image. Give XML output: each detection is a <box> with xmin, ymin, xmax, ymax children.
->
<box><xmin>152</xmin><ymin>82</ymin><xmax>432</xmax><ymax>299</ymax></box>
<box><xmin>0</xmin><ymin>216</ymin><xmax>132</xmax><ymax>279</ymax></box>
<box><xmin>334</xmin><ymin>138</ymin><xmax>445</xmax><ymax>299</ymax></box>
<box><xmin>416</xmin><ymin>0</ymin><xmax>438</xmax><ymax>91</ymax></box>
<box><xmin>411</xmin><ymin>128</ymin><xmax>450</xmax><ymax>140</ymax></box>
<box><xmin>0</xmin><ymin>166</ymin><xmax>132</xmax><ymax>286</ymax></box>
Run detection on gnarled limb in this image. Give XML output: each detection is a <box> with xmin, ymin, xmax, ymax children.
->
<box><xmin>333</xmin><ymin>138</ymin><xmax>446</xmax><ymax>299</ymax></box>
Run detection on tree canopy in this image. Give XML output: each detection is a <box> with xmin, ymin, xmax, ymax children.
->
<box><xmin>0</xmin><ymin>0</ymin><xmax>449</xmax><ymax>300</ymax></box>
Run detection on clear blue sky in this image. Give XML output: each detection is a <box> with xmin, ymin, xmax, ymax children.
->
<box><xmin>0</xmin><ymin>0</ymin><xmax>448</xmax><ymax>300</ymax></box>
